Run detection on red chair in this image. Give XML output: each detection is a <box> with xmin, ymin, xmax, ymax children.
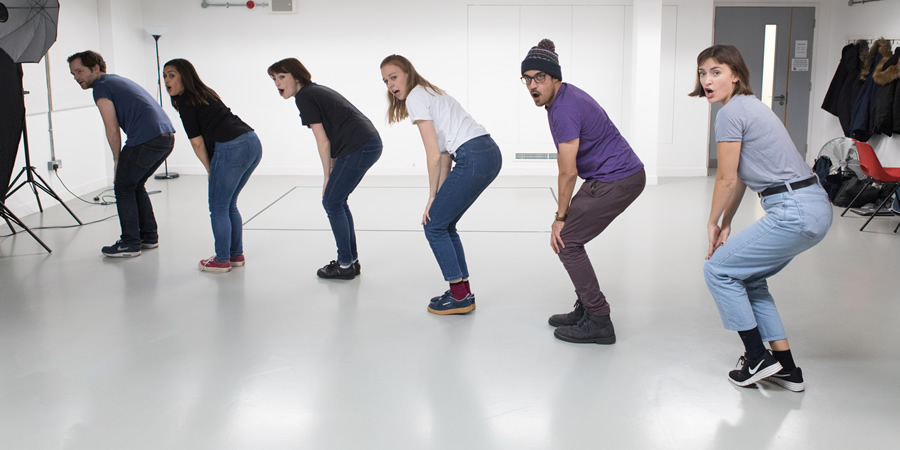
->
<box><xmin>840</xmin><ymin>140</ymin><xmax>900</xmax><ymax>232</ymax></box>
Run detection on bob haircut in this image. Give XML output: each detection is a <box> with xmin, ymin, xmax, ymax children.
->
<box><xmin>163</xmin><ymin>58</ymin><xmax>221</xmax><ymax>110</ymax></box>
<box><xmin>380</xmin><ymin>54</ymin><xmax>444</xmax><ymax>124</ymax></box>
<box><xmin>267</xmin><ymin>58</ymin><xmax>312</xmax><ymax>87</ymax></box>
<box><xmin>689</xmin><ymin>44</ymin><xmax>754</xmax><ymax>98</ymax></box>
<box><xmin>67</xmin><ymin>50</ymin><xmax>107</xmax><ymax>73</ymax></box>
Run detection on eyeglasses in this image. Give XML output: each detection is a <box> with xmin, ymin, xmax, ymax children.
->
<box><xmin>520</xmin><ymin>72</ymin><xmax>547</xmax><ymax>85</ymax></box>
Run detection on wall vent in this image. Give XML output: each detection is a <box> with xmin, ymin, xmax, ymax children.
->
<box><xmin>271</xmin><ymin>0</ymin><xmax>294</xmax><ymax>13</ymax></box>
<box><xmin>515</xmin><ymin>153</ymin><xmax>557</xmax><ymax>160</ymax></box>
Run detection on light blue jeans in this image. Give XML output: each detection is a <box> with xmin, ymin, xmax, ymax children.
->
<box><xmin>209</xmin><ymin>131</ymin><xmax>262</xmax><ymax>262</ymax></box>
<box><xmin>704</xmin><ymin>180</ymin><xmax>832</xmax><ymax>341</ymax></box>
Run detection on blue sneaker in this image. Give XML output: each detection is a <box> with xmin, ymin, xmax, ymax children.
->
<box><xmin>430</xmin><ymin>290</ymin><xmax>451</xmax><ymax>305</ymax></box>
<box><xmin>427</xmin><ymin>291</ymin><xmax>476</xmax><ymax>315</ymax></box>
<box><xmin>101</xmin><ymin>240</ymin><xmax>141</xmax><ymax>257</ymax></box>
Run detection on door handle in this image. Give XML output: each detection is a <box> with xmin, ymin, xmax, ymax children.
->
<box><xmin>773</xmin><ymin>94</ymin><xmax>786</xmax><ymax>105</ymax></box>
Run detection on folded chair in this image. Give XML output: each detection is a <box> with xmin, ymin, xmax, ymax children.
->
<box><xmin>840</xmin><ymin>140</ymin><xmax>900</xmax><ymax>232</ymax></box>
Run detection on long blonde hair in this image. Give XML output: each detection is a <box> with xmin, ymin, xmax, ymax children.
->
<box><xmin>380</xmin><ymin>55</ymin><xmax>444</xmax><ymax>124</ymax></box>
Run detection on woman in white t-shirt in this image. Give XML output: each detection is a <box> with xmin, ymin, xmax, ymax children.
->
<box><xmin>691</xmin><ymin>44</ymin><xmax>831</xmax><ymax>392</ymax></box>
<box><xmin>380</xmin><ymin>54</ymin><xmax>502</xmax><ymax>315</ymax></box>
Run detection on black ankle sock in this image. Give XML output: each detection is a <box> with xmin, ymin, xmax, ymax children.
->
<box><xmin>772</xmin><ymin>349</ymin><xmax>796</xmax><ymax>371</ymax></box>
<box><xmin>738</xmin><ymin>328</ymin><xmax>766</xmax><ymax>361</ymax></box>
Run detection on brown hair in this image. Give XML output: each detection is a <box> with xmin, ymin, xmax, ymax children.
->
<box><xmin>688</xmin><ymin>44</ymin><xmax>754</xmax><ymax>98</ymax></box>
<box><xmin>67</xmin><ymin>50</ymin><xmax>107</xmax><ymax>72</ymax></box>
<box><xmin>380</xmin><ymin>55</ymin><xmax>444</xmax><ymax>124</ymax></box>
<box><xmin>267</xmin><ymin>58</ymin><xmax>312</xmax><ymax>86</ymax></box>
<box><xmin>163</xmin><ymin>58</ymin><xmax>221</xmax><ymax>110</ymax></box>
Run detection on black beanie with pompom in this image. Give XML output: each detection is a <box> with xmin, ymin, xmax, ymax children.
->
<box><xmin>521</xmin><ymin>39</ymin><xmax>562</xmax><ymax>81</ymax></box>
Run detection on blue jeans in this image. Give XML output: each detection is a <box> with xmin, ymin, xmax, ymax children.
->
<box><xmin>323</xmin><ymin>136</ymin><xmax>382</xmax><ymax>265</ymax></box>
<box><xmin>704</xmin><ymin>180</ymin><xmax>832</xmax><ymax>341</ymax></box>
<box><xmin>424</xmin><ymin>135</ymin><xmax>502</xmax><ymax>281</ymax></box>
<box><xmin>209</xmin><ymin>131</ymin><xmax>262</xmax><ymax>262</ymax></box>
<box><xmin>114</xmin><ymin>134</ymin><xmax>174</xmax><ymax>247</ymax></box>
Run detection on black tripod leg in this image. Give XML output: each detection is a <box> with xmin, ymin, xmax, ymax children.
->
<box><xmin>5</xmin><ymin>166</ymin><xmax>27</xmax><ymax>198</ymax></box>
<box><xmin>0</xmin><ymin>204</ymin><xmax>52</xmax><ymax>253</ymax></box>
<box><xmin>28</xmin><ymin>174</ymin><xmax>44</xmax><ymax>213</ymax></box>
<box><xmin>31</xmin><ymin>170</ymin><xmax>82</xmax><ymax>225</ymax></box>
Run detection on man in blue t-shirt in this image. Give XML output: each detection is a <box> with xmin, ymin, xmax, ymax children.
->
<box><xmin>68</xmin><ymin>50</ymin><xmax>175</xmax><ymax>257</ymax></box>
<box><xmin>521</xmin><ymin>39</ymin><xmax>646</xmax><ymax>345</ymax></box>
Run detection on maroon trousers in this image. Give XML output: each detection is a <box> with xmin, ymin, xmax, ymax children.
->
<box><xmin>559</xmin><ymin>169</ymin><xmax>645</xmax><ymax>316</ymax></box>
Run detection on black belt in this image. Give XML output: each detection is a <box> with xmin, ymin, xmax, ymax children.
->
<box><xmin>760</xmin><ymin>176</ymin><xmax>818</xmax><ymax>197</ymax></box>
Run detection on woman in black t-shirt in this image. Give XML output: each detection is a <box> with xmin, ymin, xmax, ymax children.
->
<box><xmin>268</xmin><ymin>58</ymin><xmax>382</xmax><ymax>280</ymax></box>
<box><xmin>164</xmin><ymin>58</ymin><xmax>263</xmax><ymax>273</ymax></box>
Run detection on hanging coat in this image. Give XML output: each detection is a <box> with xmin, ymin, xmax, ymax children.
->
<box><xmin>823</xmin><ymin>43</ymin><xmax>858</xmax><ymax>116</ymax></box>
<box><xmin>829</xmin><ymin>43</ymin><xmax>863</xmax><ymax>137</ymax></box>
<box><xmin>851</xmin><ymin>39</ymin><xmax>891</xmax><ymax>141</ymax></box>
<box><xmin>872</xmin><ymin>49</ymin><xmax>899</xmax><ymax>136</ymax></box>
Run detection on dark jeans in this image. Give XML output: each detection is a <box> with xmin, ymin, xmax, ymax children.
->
<box><xmin>114</xmin><ymin>134</ymin><xmax>174</xmax><ymax>247</ymax></box>
<box><xmin>559</xmin><ymin>169</ymin><xmax>645</xmax><ymax>316</ymax></box>
<box><xmin>209</xmin><ymin>131</ymin><xmax>262</xmax><ymax>262</ymax></box>
<box><xmin>323</xmin><ymin>136</ymin><xmax>382</xmax><ymax>265</ymax></box>
<box><xmin>424</xmin><ymin>135</ymin><xmax>502</xmax><ymax>281</ymax></box>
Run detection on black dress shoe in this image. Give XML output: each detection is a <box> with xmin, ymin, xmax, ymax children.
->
<box><xmin>548</xmin><ymin>301</ymin><xmax>585</xmax><ymax>327</ymax></box>
<box><xmin>554</xmin><ymin>312</ymin><xmax>616</xmax><ymax>344</ymax></box>
<box><xmin>317</xmin><ymin>260</ymin><xmax>355</xmax><ymax>280</ymax></box>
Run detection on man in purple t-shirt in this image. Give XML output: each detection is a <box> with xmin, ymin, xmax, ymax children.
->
<box><xmin>521</xmin><ymin>39</ymin><xmax>645</xmax><ymax>345</ymax></box>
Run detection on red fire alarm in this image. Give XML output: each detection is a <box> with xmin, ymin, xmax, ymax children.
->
<box><xmin>246</xmin><ymin>1</ymin><xmax>255</xmax><ymax>8</ymax></box>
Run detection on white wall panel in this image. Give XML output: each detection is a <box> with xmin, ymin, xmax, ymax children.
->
<box><xmin>467</xmin><ymin>6</ymin><xmax>521</xmax><ymax>167</ymax></box>
<box><xmin>572</xmin><ymin>6</ymin><xmax>626</xmax><ymax>128</ymax></box>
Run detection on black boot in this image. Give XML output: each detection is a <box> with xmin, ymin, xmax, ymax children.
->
<box><xmin>548</xmin><ymin>301</ymin><xmax>585</xmax><ymax>327</ymax></box>
<box><xmin>317</xmin><ymin>260</ymin><xmax>356</xmax><ymax>280</ymax></box>
<box><xmin>553</xmin><ymin>312</ymin><xmax>616</xmax><ymax>344</ymax></box>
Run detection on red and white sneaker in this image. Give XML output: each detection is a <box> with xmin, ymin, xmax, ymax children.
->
<box><xmin>230</xmin><ymin>255</ymin><xmax>245</xmax><ymax>267</ymax></box>
<box><xmin>199</xmin><ymin>256</ymin><xmax>231</xmax><ymax>273</ymax></box>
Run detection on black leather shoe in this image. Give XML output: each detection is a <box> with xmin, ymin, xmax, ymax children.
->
<box><xmin>317</xmin><ymin>260</ymin><xmax>355</xmax><ymax>280</ymax></box>
<box><xmin>548</xmin><ymin>301</ymin><xmax>585</xmax><ymax>327</ymax></box>
<box><xmin>553</xmin><ymin>312</ymin><xmax>616</xmax><ymax>344</ymax></box>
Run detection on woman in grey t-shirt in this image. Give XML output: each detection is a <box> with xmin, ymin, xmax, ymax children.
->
<box><xmin>690</xmin><ymin>45</ymin><xmax>832</xmax><ymax>392</ymax></box>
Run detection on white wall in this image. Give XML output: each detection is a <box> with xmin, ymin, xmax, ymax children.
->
<box><xmin>13</xmin><ymin>0</ymin><xmax>894</xmax><ymax>217</ymax></box>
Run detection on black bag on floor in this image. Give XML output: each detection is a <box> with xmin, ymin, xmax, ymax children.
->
<box><xmin>832</xmin><ymin>173</ymin><xmax>882</xmax><ymax>207</ymax></box>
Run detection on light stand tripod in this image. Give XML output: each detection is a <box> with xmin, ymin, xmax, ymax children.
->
<box><xmin>6</xmin><ymin>90</ymin><xmax>82</xmax><ymax>225</ymax></box>
<box><xmin>0</xmin><ymin>202</ymin><xmax>52</xmax><ymax>253</ymax></box>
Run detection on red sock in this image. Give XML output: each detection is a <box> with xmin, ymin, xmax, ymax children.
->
<box><xmin>450</xmin><ymin>282</ymin><xmax>467</xmax><ymax>300</ymax></box>
<box><xmin>463</xmin><ymin>280</ymin><xmax>471</xmax><ymax>295</ymax></box>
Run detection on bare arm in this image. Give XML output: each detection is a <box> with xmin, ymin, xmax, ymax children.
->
<box><xmin>707</xmin><ymin>141</ymin><xmax>746</xmax><ymax>259</ymax></box>
<box><xmin>96</xmin><ymin>98</ymin><xmax>121</xmax><ymax>163</ymax></box>
<box><xmin>416</xmin><ymin>120</ymin><xmax>443</xmax><ymax>224</ymax></box>
<box><xmin>310</xmin><ymin>123</ymin><xmax>333</xmax><ymax>196</ymax></box>
<box><xmin>551</xmin><ymin>139</ymin><xmax>579</xmax><ymax>253</ymax></box>
<box><xmin>189</xmin><ymin>136</ymin><xmax>211</xmax><ymax>173</ymax></box>
<box><xmin>437</xmin><ymin>153</ymin><xmax>452</xmax><ymax>190</ymax></box>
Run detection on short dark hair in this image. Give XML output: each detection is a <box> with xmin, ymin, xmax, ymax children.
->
<box><xmin>67</xmin><ymin>50</ymin><xmax>106</xmax><ymax>72</ymax></box>
<box><xmin>689</xmin><ymin>44</ymin><xmax>754</xmax><ymax>98</ymax></box>
<box><xmin>163</xmin><ymin>58</ymin><xmax>221</xmax><ymax>110</ymax></box>
<box><xmin>267</xmin><ymin>58</ymin><xmax>312</xmax><ymax>86</ymax></box>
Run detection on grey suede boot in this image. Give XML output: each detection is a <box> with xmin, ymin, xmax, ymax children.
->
<box><xmin>548</xmin><ymin>301</ymin><xmax>585</xmax><ymax>327</ymax></box>
<box><xmin>553</xmin><ymin>312</ymin><xmax>616</xmax><ymax>344</ymax></box>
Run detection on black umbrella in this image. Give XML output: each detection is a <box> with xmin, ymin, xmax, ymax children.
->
<box><xmin>0</xmin><ymin>0</ymin><xmax>59</xmax><ymax>63</ymax></box>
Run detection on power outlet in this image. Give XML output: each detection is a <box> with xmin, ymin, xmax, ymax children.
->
<box><xmin>48</xmin><ymin>159</ymin><xmax>62</xmax><ymax>171</ymax></box>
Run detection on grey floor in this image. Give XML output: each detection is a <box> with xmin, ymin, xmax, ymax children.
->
<box><xmin>1</xmin><ymin>174</ymin><xmax>899</xmax><ymax>449</ymax></box>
